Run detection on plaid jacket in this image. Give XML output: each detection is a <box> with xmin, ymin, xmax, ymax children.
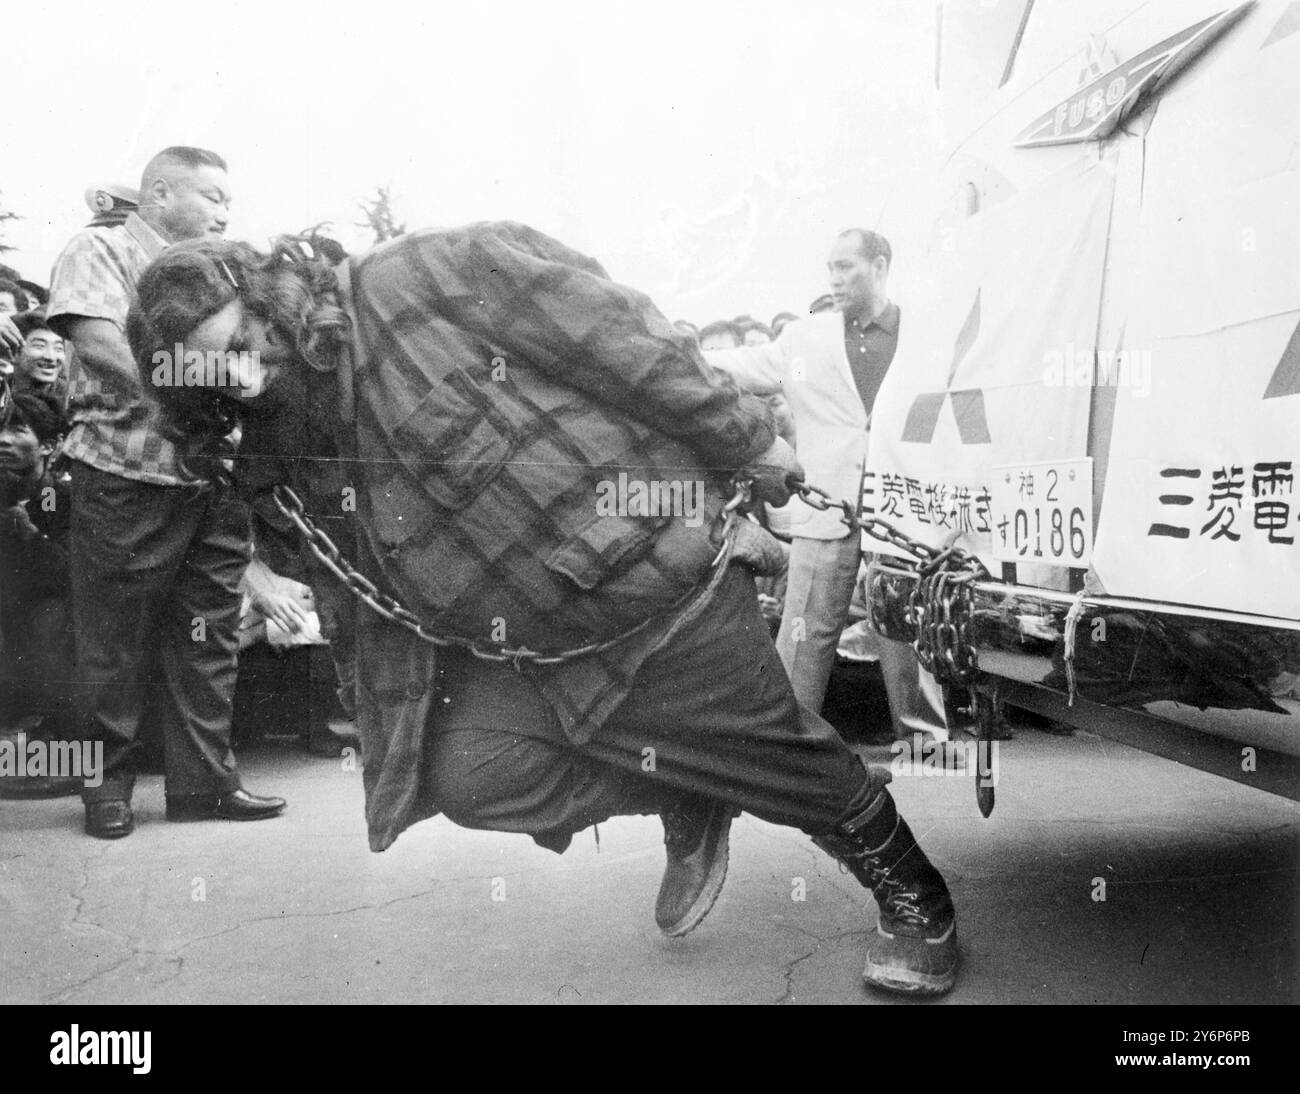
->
<box><xmin>326</xmin><ymin>223</ymin><xmax>776</xmax><ymax>848</ymax></box>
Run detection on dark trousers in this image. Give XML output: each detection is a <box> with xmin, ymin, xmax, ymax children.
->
<box><xmin>0</xmin><ymin>596</ymin><xmax>76</xmax><ymax>732</ymax></box>
<box><xmin>70</xmin><ymin>463</ymin><xmax>250</xmax><ymax>801</ymax></box>
<box><xmin>426</xmin><ymin>566</ymin><xmax>883</xmax><ymax>852</ymax></box>
<box><xmin>231</xmin><ymin>644</ymin><xmax>336</xmax><ymax>745</ymax></box>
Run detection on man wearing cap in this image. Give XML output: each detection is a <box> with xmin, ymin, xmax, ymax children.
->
<box><xmin>124</xmin><ymin>224</ymin><xmax>961</xmax><ymax>996</ymax></box>
<box><xmin>46</xmin><ymin>145</ymin><xmax>285</xmax><ymax>839</ymax></box>
<box><xmin>83</xmin><ymin>182</ymin><xmax>140</xmax><ymax>229</ymax></box>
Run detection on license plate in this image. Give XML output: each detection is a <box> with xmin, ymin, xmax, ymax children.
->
<box><xmin>989</xmin><ymin>458</ymin><xmax>1093</xmax><ymax>566</ymax></box>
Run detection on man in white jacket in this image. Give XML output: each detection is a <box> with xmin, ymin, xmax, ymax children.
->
<box><xmin>704</xmin><ymin>229</ymin><xmax>947</xmax><ymax>741</ymax></box>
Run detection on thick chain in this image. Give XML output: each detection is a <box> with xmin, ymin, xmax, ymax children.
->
<box><xmin>272</xmin><ymin>483</ymin><xmax>741</xmax><ymax>666</ymax></box>
<box><xmin>907</xmin><ymin>568</ymin><xmax>984</xmax><ymax>684</ymax></box>
<box><xmin>792</xmin><ymin>482</ymin><xmax>987</xmax><ymax>686</ymax></box>
<box><xmin>277</xmin><ymin>478</ymin><xmax>987</xmax><ymax>678</ymax></box>
<box><xmin>792</xmin><ymin>482</ymin><xmax>983</xmax><ymax>571</ymax></box>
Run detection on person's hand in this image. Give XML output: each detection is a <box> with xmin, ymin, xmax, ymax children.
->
<box><xmin>757</xmin><ymin>593</ymin><xmax>783</xmax><ymax>623</ymax></box>
<box><xmin>0</xmin><ymin>314</ymin><xmax>21</xmax><ymax>355</ymax></box>
<box><xmin>743</xmin><ymin>436</ymin><xmax>804</xmax><ymax>506</ymax></box>
<box><xmin>4</xmin><ymin>503</ymin><xmax>39</xmax><ymax>540</ymax></box>
<box><xmin>250</xmin><ymin>588</ymin><xmax>312</xmax><ymax>634</ymax></box>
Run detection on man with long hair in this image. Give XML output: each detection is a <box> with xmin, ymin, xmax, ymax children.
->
<box><xmin>126</xmin><ymin>222</ymin><xmax>960</xmax><ymax>996</ymax></box>
<box><xmin>46</xmin><ymin>146</ymin><xmax>285</xmax><ymax>838</ymax></box>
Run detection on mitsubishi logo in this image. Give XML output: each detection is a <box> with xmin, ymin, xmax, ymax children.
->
<box><xmin>901</xmin><ymin>291</ymin><xmax>991</xmax><ymax>445</ymax></box>
<box><xmin>1263</xmin><ymin>315</ymin><xmax>1300</xmax><ymax>399</ymax></box>
<box><xmin>1014</xmin><ymin>2</ymin><xmax>1254</xmax><ymax>148</ymax></box>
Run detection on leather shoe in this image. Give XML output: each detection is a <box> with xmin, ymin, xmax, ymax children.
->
<box><xmin>166</xmin><ymin>787</ymin><xmax>287</xmax><ymax>822</ymax></box>
<box><xmin>85</xmin><ymin>800</ymin><xmax>134</xmax><ymax>839</ymax></box>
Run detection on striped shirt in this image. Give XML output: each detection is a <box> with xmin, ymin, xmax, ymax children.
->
<box><xmin>46</xmin><ymin>214</ymin><xmax>191</xmax><ymax>484</ymax></box>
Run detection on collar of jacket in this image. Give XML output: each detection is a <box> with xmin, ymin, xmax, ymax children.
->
<box><xmin>330</xmin><ymin>257</ymin><xmax>358</xmax><ymax>426</ymax></box>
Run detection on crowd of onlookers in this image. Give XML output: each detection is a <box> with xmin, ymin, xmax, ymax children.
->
<box><xmin>672</xmin><ymin>310</ymin><xmax>806</xmax><ymax>353</ymax></box>
<box><xmin>1</xmin><ymin>270</ymin><xmax>76</xmax><ymax>769</ymax></box>
<box><xmin>0</xmin><ymin>273</ymin><xmax>64</xmax><ymax>402</ymax></box>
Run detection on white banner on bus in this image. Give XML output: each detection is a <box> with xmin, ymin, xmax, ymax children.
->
<box><xmin>865</xmin><ymin>160</ymin><xmax>1112</xmax><ymax>568</ymax></box>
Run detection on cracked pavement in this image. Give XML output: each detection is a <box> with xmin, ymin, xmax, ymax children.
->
<box><xmin>1</xmin><ymin>730</ymin><xmax>1297</xmax><ymax>1003</ymax></box>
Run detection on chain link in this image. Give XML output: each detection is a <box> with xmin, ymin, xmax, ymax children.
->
<box><xmin>273</xmin><ymin>483</ymin><xmax>741</xmax><ymax>666</ymax></box>
<box><xmin>277</xmin><ymin>477</ymin><xmax>988</xmax><ymax>679</ymax></box>
<box><xmin>791</xmin><ymin>481</ymin><xmax>988</xmax><ymax>686</ymax></box>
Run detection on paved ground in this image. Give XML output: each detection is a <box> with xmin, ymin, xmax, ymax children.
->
<box><xmin>2</xmin><ymin>728</ymin><xmax>1297</xmax><ymax>1005</ymax></box>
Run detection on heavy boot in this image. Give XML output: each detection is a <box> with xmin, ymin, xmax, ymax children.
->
<box><xmin>814</xmin><ymin>790</ymin><xmax>958</xmax><ymax>995</ymax></box>
<box><xmin>656</xmin><ymin>795</ymin><xmax>732</xmax><ymax>938</ymax></box>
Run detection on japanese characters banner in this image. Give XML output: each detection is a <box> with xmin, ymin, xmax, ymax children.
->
<box><xmin>1089</xmin><ymin>174</ymin><xmax>1300</xmax><ymax>618</ymax></box>
<box><xmin>1089</xmin><ymin>23</ymin><xmax>1300</xmax><ymax>620</ymax></box>
<box><xmin>865</xmin><ymin>159</ymin><xmax>1113</xmax><ymax>567</ymax></box>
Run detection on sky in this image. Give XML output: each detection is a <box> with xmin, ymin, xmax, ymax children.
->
<box><xmin>3</xmin><ymin>0</ymin><xmax>947</xmax><ymax>325</ymax></box>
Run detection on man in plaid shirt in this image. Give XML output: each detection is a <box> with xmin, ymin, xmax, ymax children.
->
<box><xmin>126</xmin><ymin>223</ymin><xmax>961</xmax><ymax>996</ymax></box>
<box><xmin>47</xmin><ymin>146</ymin><xmax>286</xmax><ymax>839</ymax></box>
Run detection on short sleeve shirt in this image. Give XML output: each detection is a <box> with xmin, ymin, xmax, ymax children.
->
<box><xmin>46</xmin><ymin>214</ymin><xmax>191</xmax><ymax>485</ymax></box>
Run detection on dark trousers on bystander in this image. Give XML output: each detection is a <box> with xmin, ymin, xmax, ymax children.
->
<box><xmin>70</xmin><ymin>462</ymin><xmax>251</xmax><ymax>802</ymax></box>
